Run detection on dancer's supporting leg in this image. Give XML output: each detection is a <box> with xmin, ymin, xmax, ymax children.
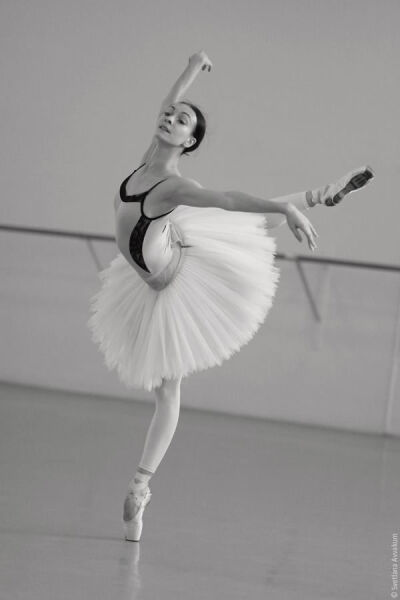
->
<box><xmin>128</xmin><ymin>376</ymin><xmax>183</xmax><ymax>492</ymax></box>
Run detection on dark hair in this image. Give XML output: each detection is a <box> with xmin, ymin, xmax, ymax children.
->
<box><xmin>180</xmin><ymin>102</ymin><xmax>207</xmax><ymax>155</ymax></box>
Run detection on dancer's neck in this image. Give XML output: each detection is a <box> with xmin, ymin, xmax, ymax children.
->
<box><xmin>143</xmin><ymin>141</ymin><xmax>182</xmax><ymax>177</ymax></box>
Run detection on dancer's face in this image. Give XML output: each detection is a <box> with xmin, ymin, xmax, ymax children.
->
<box><xmin>156</xmin><ymin>103</ymin><xmax>197</xmax><ymax>152</ymax></box>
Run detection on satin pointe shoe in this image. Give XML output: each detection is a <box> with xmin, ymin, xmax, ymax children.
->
<box><xmin>316</xmin><ymin>165</ymin><xmax>375</xmax><ymax>207</ymax></box>
<box><xmin>123</xmin><ymin>485</ymin><xmax>152</xmax><ymax>542</ymax></box>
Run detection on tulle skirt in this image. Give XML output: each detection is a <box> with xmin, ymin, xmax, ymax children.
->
<box><xmin>87</xmin><ymin>205</ymin><xmax>280</xmax><ymax>392</ymax></box>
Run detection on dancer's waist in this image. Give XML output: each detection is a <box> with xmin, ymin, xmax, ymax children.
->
<box><xmin>142</xmin><ymin>221</ymin><xmax>188</xmax><ymax>291</ymax></box>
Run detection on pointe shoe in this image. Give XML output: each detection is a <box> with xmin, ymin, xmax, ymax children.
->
<box><xmin>123</xmin><ymin>485</ymin><xmax>152</xmax><ymax>542</ymax></box>
<box><xmin>317</xmin><ymin>165</ymin><xmax>375</xmax><ymax>207</ymax></box>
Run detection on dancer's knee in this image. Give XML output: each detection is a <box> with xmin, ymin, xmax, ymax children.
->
<box><xmin>155</xmin><ymin>376</ymin><xmax>182</xmax><ymax>410</ymax></box>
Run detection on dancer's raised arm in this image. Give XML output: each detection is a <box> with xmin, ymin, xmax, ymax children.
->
<box><xmin>161</xmin><ymin>51</ymin><xmax>212</xmax><ymax>109</ymax></box>
<box><xmin>140</xmin><ymin>51</ymin><xmax>212</xmax><ymax>164</ymax></box>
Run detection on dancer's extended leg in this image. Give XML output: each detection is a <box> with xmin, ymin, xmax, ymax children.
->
<box><xmin>265</xmin><ymin>165</ymin><xmax>374</xmax><ymax>229</ymax></box>
<box><xmin>128</xmin><ymin>376</ymin><xmax>182</xmax><ymax>492</ymax></box>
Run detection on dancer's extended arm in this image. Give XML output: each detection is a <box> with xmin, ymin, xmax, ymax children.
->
<box><xmin>170</xmin><ymin>179</ymin><xmax>318</xmax><ymax>251</ymax></box>
<box><xmin>140</xmin><ymin>52</ymin><xmax>212</xmax><ymax>164</ymax></box>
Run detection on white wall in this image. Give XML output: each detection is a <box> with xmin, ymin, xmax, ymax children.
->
<box><xmin>1</xmin><ymin>232</ymin><xmax>399</xmax><ymax>436</ymax></box>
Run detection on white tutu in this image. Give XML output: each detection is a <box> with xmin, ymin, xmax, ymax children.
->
<box><xmin>87</xmin><ymin>205</ymin><xmax>280</xmax><ymax>392</ymax></box>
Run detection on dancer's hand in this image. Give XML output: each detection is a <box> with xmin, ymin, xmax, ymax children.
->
<box><xmin>285</xmin><ymin>204</ymin><xmax>318</xmax><ymax>251</ymax></box>
<box><xmin>188</xmin><ymin>50</ymin><xmax>213</xmax><ymax>72</ymax></box>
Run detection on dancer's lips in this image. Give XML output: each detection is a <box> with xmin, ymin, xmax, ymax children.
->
<box><xmin>159</xmin><ymin>125</ymin><xmax>170</xmax><ymax>133</ymax></box>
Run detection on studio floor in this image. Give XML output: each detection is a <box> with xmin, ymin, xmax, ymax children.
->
<box><xmin>0</xmin><ymin>381</ymin><xmax>398</xmax><ymax>600</ymax></box>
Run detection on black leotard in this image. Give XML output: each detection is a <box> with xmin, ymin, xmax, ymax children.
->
<box><xmin>119</xmin><ymin>163</ymin><xmax>175</xmax><ymax>273</ymax></box>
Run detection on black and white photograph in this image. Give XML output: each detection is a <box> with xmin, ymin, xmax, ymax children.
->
<box><xmin>0</xmin><ymin>1</ymin><xmax>399</xmax><ymax>598</ymax></box>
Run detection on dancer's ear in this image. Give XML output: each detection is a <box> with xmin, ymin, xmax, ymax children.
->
<box><xmin>184</xmin><ymin>136</ymin><xmax>196</xmax><ymax>150</ymax></box>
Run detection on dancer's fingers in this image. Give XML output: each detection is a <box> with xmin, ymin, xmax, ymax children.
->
<box><xmin>306</xmin><ymin>229</ymin><xmax>315</xmax><ymax>249</ymax></box>
<box><xmin>291</xmin><ymin>226</ymin><xmax>302</xmax><ymax>242</ymax></box>
<box><xmin>301</xmin><ymin>223</ymin><xmax>317</xmax><ymax>250</ymax></box>
<box><xmin>308</xmin><ymin>235</ymin><xmax>317</xmax><ymax>251</ymax></box>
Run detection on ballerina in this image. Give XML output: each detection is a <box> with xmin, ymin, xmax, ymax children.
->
<box><xmin>87</xmin><ymin>51</ymin><xmax>374</xmax><ymax>541</ymax></box>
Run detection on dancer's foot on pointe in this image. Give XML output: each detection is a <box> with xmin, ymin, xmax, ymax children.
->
<box><xmin>307</xmin><ymin>166</ymin><xmax>375</xmax><ymax>207</ymax></box>
<box><xmin>123</xmin><ymin>485</ymin><xmax>152</xmax><ymax>542</ymax></box>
